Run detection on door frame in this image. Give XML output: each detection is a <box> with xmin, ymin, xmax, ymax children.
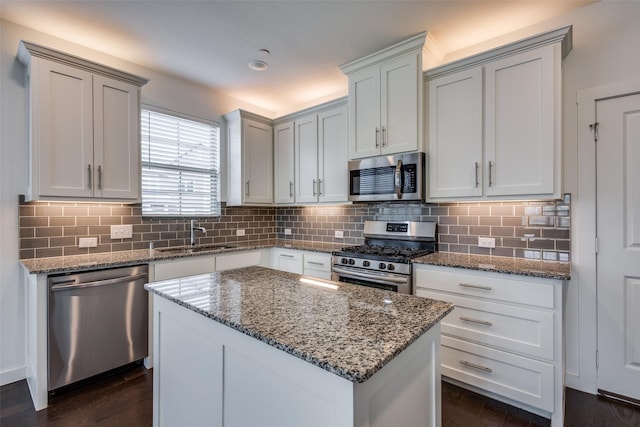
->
<box><xmin>574</xmin><ymin>77</ymin><xmax>640</xmax><ymax>393</ymax></box>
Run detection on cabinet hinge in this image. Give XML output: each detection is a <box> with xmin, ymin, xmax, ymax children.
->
<box><xmin>589</xmin><ymin>122</ymin><xmax>599</xmax><ymax>142</ymax></box>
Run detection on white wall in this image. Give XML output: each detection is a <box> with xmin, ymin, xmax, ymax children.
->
<box><xmin>0</xmin><ymin>18</ymin><xmax>273</xmax><ymax>385</ymax></box>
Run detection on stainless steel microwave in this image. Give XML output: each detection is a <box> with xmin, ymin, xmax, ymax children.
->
<box><xmin>348</xmin><ymin>152</ymin><xmax>425</xmax><ymax>202</ymax></box>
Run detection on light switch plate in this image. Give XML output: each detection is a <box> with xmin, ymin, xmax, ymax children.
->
<box><xmin>284</xmin><ymin>229</ymin><xmax>292</xmax><ymax>235</ymax></box>
<box><xmin>110</xmin><ymin>224</ymin><xmax>133</xmax><ymax>239</ymax></box>
<box><xmin>79</xmin><ymin>237</ymin><xmax>98</xmax><ymax>248</ymax></box>
<box><xmin>236</xmin><ymin>229</ymin><xmax>245</xmax><ymax>236</ymax></box>
<box><xmin>478</xmin><ymin>237</ymin><xmax>496</xmax><ymax>248</ymax></box>
<box><xmin>334</xmin><ymin>230</ymin><xmax>344</xmax><ymax>238</ymax></box>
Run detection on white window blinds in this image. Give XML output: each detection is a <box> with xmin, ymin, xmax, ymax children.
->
<box><xmin>141</xmin><ymin>108</ymin><xmax>221</xmax><ymax>216</ymax></box>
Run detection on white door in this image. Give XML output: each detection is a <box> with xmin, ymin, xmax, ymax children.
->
<box><xmin>273</xmin><ymin>122</ymin><xmax>295</xmax><ymax>204</ymax></box>
<box><xmin>596</xmin><ymin>93</ymin><xmax>640</xmax><ymax>401</ymax></box>
<box><xmin>295</xmin><ymin>114</ymin><xmax>319</xmax><ymax>204</ymax></box>
<box><xmin>242</xmin><ymin>118</ymin><xmax>273</xmax><ymax>205</ymax></box>
<box><xmin>318</xmin><ymin>105</ymin><xmax>348</xmax><ymax>203</ymax></box>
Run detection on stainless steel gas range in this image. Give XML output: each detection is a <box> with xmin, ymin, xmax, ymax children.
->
<box><xmin>331</xmin><ymin>220</ymin><xmax>436</xmax><ymax>294</ymax></box>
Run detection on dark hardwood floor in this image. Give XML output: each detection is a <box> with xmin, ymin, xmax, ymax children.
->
<box><xmin>2</xmin><ymin>365</ymin><xmax>640</xmax><ymax>426</ymax></box>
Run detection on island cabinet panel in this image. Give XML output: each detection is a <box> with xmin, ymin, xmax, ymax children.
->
<box><xmin>151</xmin><ymin>292</ymin><xmax>443</xmax><ymax>427</ymax></box>
<box><xmin>414</xmin><ymin>264</ymin><xmax>565</xmax><ymax>426</ymax></box>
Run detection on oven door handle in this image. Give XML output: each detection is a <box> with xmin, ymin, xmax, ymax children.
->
<box><xmin>332</xmin><ymin>266</ymin><xmax>409</xmax><ymax>284</ymax></box>
<box><xmin>394</xmin><ymin>159</ymin><xmax>403</xmax><ymax>199</ymax></box>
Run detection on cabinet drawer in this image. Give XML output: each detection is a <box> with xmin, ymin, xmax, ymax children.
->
<box><xmin>417</xmin><ymin>289</ymin><xmax>554</xmax><ymax>360</ymax></box>
<box><xmin>153</xmin><ymin>256</ymin><xmax>216</xmax><ymax>281</ymax></box>
<box><xmin>272</xmin><ymin>250</ymin><xmax>303</xmax><ymax>274</ymax></box>
<box><xmin>441</xmin><ymin>336</ymin><xmax>554</xmax><ymax>412</ymax></box>
<box><xmin>415</xmin><ymin>266</ymin><xmax>555</xmax><ymax>308</ymax></box>
<box><xmin>303</xmin><ymin>254</ymin><xmax>331</xmax><ymax>272</ymax></box>
<box><xmin>216</xmin><ymin>251</ymin><xmax>262</xmax><ymax>271</ymax></box>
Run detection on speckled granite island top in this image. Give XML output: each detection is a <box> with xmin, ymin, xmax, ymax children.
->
<box><xmin>413</xmin><ymin>252</ymin><xmax>571</xmax><ymax>280</ymax></box>
<box><xmin>145</xmin><ymin>266</ymin><xmax>453</xmax><ymax>383</ymax></box>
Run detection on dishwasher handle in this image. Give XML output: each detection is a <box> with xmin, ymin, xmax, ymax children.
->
<box><xmin>50</xmin><ymin>273</ymin><xmax>148</xmax><ymax>292</ymax></box>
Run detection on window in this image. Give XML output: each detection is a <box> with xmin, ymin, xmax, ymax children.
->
<box><xmin>141</xmin><ymin>108</ymin><xmax>221</xmax><ymax>216</ymax></box>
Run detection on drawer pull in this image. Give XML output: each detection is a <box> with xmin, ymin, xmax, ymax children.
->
<box><xmin>279</xmin><ymin>254</ymin><xmax>295</xmax><ymax>258</ymax></box>
<box><xmin>459</xmin><ymin>283</ymin><xmax>492</xmax><ymax>291</ymax></box>
<box><xmin>460</xmin><ymin>360</ymin><xmax>493</xmax><ymax>373</ymax></box>
<box><xmin>307</xmin><ymin>261</ymin><xmax>325</xmax><ymax>266</ymax></box>
<box><xmin>460</xmin><ymin>316</ymin><xmax>493</xmax><ymax>327</ymax></box>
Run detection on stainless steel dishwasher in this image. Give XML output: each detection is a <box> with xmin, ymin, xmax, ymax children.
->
<box><xmin>48</xmin><ymin>264</ymin><xmax>149</xmax><ymax>391</ymax></box>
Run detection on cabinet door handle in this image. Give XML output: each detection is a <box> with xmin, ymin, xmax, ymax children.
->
<box><xmin>289</xmin><ymin>181</ymin><xmax>293</xmax><ymax>198</ymax></box>
<box><xmin>307</xmin><ymin>261</ymin><xmax>325</xmax><ymax>266</ymax></box>
<box><xmin>488</xmin><ymin>161</ymin><xmax>493</xmax><ymax>187</ymax></box>
<box><xmin>313</xmin><ymin>179</ymin><xmax>317</xmax><ymax>196</ymax></box>
<box><xmin>97</xmin><ymin>165</ymin><xmax>102</xmax><ymax>190</ymax></box>
<box><xmin>318</xmin><ymin>179</ymin><xmax>323</xmax><ymax>196</ymax></box>
<box><xmin>458</xmin><ymin>283</ymin><xmax>492</xmax><ymax>291</ymax></box>
<box><xmin>460</xmin><ymin>316</ymin><xmax>493</xmax><ymax>327</ymax></box>
<box><xmin>279</xmin><ymin>254</ymin><xmax>295</xmax><ymax>258</ymax></box>
<box><xmin>245</xmin><ymin>180</ymin><xmax>250</xmax><ymax>196</ymax></box>
<box><xmin>375</xmin><ymin>127</ymin><xmax>380</xmax><ymax>148</ymax></box>
<box><xmin>475</xmin><ymin>162</ymin><xmax>479</xmax><ymax>188</ymax></box>
<box><xmin>87</xmin><ymin>164</ymin><xmax>92</xmax><ymax>189</ymax></box>
<box><xmin>460</xmin><ymin>360</ymin><xmax>493</xmax><ymax>373</ymax></box>
<box><xmin>381</xmin><ymin>126</ymin><xmax>386</xmax><ymax>147</ymax></box>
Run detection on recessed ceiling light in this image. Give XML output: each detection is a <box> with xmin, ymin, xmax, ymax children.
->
<box><xmin>248</xmin><ymin>59</ymin><xmax>268</xmax><ymax>71</ymax></box>
<box><xmin>248</xmin><ymin>48</ymin><xmax>270</xmax><ymax>71</ymax></box>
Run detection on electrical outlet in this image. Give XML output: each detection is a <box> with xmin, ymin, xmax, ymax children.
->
<box><xmin>478</xmin><ymin>237</ymin><xmax>496</xmax><ymax>248</ymax></box>
<box><xmin>110</xmin><ymin>224</ymin><xmax>133</xmax><ymax>239</ymax></box>
<box><xmin>334</xmin><ymin>230</ymin><xmax>344</xmax><ymax>238</ymax></box>
<box><xmin>236</xmin><ymin>229</ymin><xmax>245</xmax><ymax>236</ymax></box>
<box><xmin>79</xmin><ymin>237</ymin><xmax>98</xmax><ymax>248</ymax></box>
<box><xmin>284</xmin><ymin>228</ymin><xmax>292</xmax><ymax>235</ymax></box>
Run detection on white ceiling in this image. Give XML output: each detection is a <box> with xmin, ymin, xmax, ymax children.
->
<box><xmin>1</xmin><ymin>0</ymin><xmax>595</xmax><ymax>116</ymax></box>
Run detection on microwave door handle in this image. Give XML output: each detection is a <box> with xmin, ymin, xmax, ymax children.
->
<box><xmin>395</xmin><ymin>159</ymin><xmax>402</xmax><ymax>199</ymax></box>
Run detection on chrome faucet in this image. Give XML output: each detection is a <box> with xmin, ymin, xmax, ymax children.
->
<box><xmin>190</xmin><ymin>220</ymin><xmax>207</xmax><ymax>246</ymax></box>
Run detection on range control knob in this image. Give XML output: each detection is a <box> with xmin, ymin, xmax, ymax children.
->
<box><xmin>387</xmin><ymin>264</ymin><xmax>395</xmax><ymax>271</ymax></box>
<box><xmin>362</xmin><ymin>260</ymin><xmax>370</xmax><ymax>267</ymax></box>
<box><xmin>348</xmin><ymin>259</ymin><xmax>356</xmax><ymax>265</ymax></box>
<box><xmin>379</xmin><ymin>262</ymin><xmax>386</xmax><ymax>270</ymax></box>
<box><xmin>341</xmin><ymin>258</ymin><xmax>348</xmax><ymax>264</ymax></box>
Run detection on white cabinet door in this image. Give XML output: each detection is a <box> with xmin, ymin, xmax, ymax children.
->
<box><xmin>295</xmin><ymin>115</ymin><xmax>319</xmax><ymax>204</ymax></box>
<box><xmin>380</xmin><ymin>53</ymin><xmax>420</xmax><ymax>155</ymax></box>
<box><xmin>35</xmin><ymin>59</ymin><xmax>94</xmax><ymax>199</ymax></box>
<box><xmin>93</xmin><ymin>75</ymin><xmax>140</xmax><ymax>200</ymax></box>
<box><xmin>484</xmin><ymin>44</ymin><xmax>557</xmax><ymax>197</ymax></box>
<box><xmin>274</xmin><ymin>121</ymin><xmax>295</xmax><ymax>204</ymax></box>
<box><xmin>318</xmin><ymin>105</ymin><xmax>348</xmax><ymax>203</ymax></box>
<box><xmin>272</xmin><ymin>249</ymin><xmax>303</xmax><ymax>274</ymax></box>
<box><xmin>348</xmin><ymin>67</ymin><xmax>381</xmax><ymax>159</ymax></box>
<box><xmin>428</xmin><ymin>67</ymin><xmax>483</xmax><ymax>198</ymax></box>
<box><xmin>243</xmin><ymin>118</ymin><xmax>273</xmax><ymax>205</ymax></box>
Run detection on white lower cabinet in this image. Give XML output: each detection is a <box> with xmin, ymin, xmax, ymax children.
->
<box><xmin>272</xmin><ymin>249</ymin><xmax>304</xmax><ymax>274</ymax></box>
<box><xmin>271</xmin><ymin>248</ymin><xmax>332</xmax><ymax>279</ymax></box>
<box><xmin>414</xmin><ymin>264</ymin><xmax>565</xmax><ymax>426</ymax></box>
<box><xmin>303</xmin><ymin>253</ymin><xmax>332</xmax><ymax>280</ymax></box>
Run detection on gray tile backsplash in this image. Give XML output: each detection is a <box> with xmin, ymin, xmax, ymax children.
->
<box><xmin>19</xmin><ymin>196</ymin><xmax>571</xmax><ymax>262</ymax></box>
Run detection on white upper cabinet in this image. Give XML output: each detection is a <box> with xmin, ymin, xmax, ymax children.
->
<box><xmin>426</xmin><ymin>26</ymin><xmax>572</xmax><ymax>201</ymax></box>
<box><xmin>225</xmin><ymin>110</ymin><xmax>273</xmax><ymax>206</ymax></box>
<box><xmin>18</xmin><ymin>41</ymin><xmax>148</xmax><ymax>202</ymax></box>
<box><xmin>274</xmin><ymin>99</ymin><xmax>348</xmax><ymax>206</ymax></box>
<box><xmin>341</xmin><ymin>33</ymin><xmax>425</xmax><ymax>159</ymax></box>
<box><xmin>274</xmin><ymin>121</ymin><xmax>295</xmax><ymax>204</ymax></box>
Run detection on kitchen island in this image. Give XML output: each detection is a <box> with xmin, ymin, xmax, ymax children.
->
<box><xmin>145</xmin><ymin>266</ymin><xmax>453</xmax><ymax>427</ymax></box>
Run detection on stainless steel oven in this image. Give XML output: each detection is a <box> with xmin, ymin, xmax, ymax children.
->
<box><xmin>331</xmin><ymin>220</ymin><xmax>436</xmax><ymax>295</ymax></box>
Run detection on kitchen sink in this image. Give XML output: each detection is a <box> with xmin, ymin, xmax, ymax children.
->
<box><xmin>157</xmin><ymin>244</ymin><xmax>236</xmax><ymax>254</ymax></box>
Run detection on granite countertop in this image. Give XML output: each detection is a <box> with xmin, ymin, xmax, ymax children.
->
<box><xmin>413</xmin><ymin>252</ymin><xmax>571</xmax><ymax>280</ymax></box>
<box><xmin>20</xmin><ymin>239</ymin><xmax>343</xmax><ymax>275</ymax></box>
<box><xmin>145</xmin><ymin>266</ymin><xmax>453</xmax><ymax>383</ymax></box>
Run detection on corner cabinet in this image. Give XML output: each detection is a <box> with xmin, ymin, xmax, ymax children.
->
<box><xmin>225</xmin><ymin>110</ymin><xmax>273</xmax><ymax>206</ymax></box>
<box><xmin>17</xmin><ymin>41</ymin><xmax>148</xmax><ymax>202</ymax></box>
<box><xmin>426</xmin><ymin>26</ymin><xmax>572</xmax><ymax>201</ymax></box>
<box><xmin>414</xmin><ymin>264</ymin><xmax>565</xmax><ymax>426</ymax></box>
<box><xmin>341</xmin><ymin>32</ymin><xmax>425</xmax><ymax>159</ymax></box>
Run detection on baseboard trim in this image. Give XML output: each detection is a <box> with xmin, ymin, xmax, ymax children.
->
<box><xmin>1</xmin><ymin>365</ymin><xmax>26</xmax><ymax>386</ymax></box>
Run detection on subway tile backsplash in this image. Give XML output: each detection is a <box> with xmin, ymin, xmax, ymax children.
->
<box><xmin>19</xmin><ymin>196</ymin><xmax>571</xmax><ymax>262</ymax></box>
